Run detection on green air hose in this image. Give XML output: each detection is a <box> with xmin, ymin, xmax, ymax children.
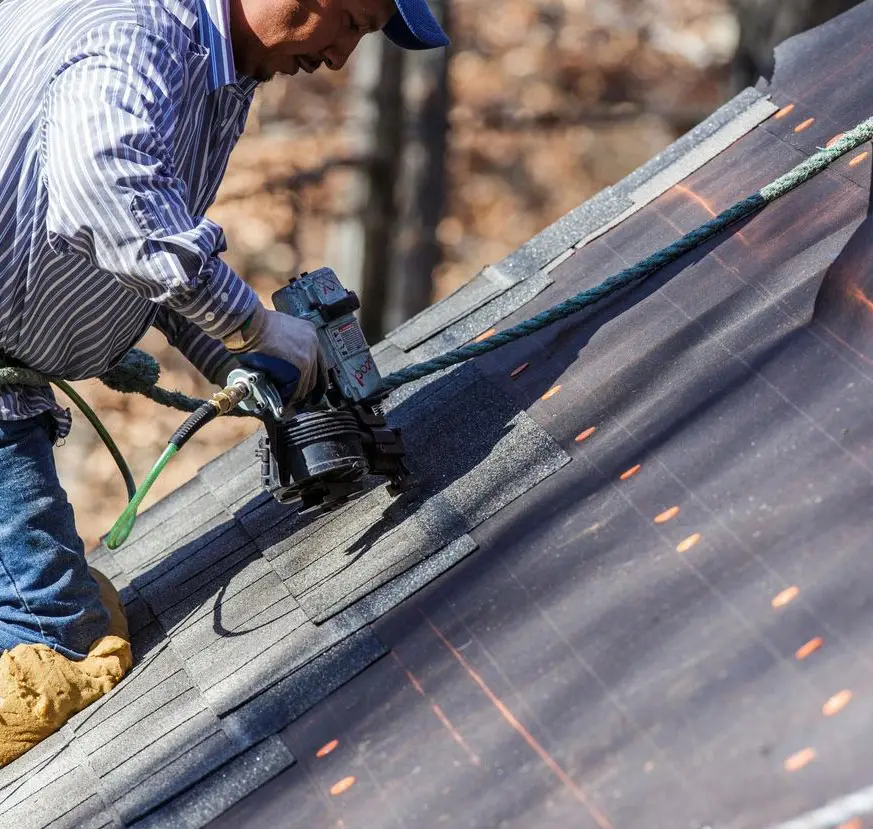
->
<box><xmin>106</xmin><ymin>382</ymin><xmax>250</xmax><ymax>549</ymax></box>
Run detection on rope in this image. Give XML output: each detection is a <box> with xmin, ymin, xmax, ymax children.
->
<box><xmin>2</xmin><ymin>108</ymin><xmax>872</xmax><ymax>504</ymax></box>
<box><xmin>381</xmin><ymin>115</ymin><xmax>873</xmax><ymax>389</ymax></box>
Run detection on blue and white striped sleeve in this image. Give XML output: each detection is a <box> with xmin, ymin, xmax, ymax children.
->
<box><xmin>152</xmin><ymin>307</ymin><xmax>236</xmax><ymax>385</ymax></box>
<box><xmin>41</xmin><ymin>21</ymin><xmax>257</xmax><ymax>340</ymax></box>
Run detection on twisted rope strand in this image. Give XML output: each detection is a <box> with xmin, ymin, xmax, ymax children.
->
<box><xmin>381</xmin><ymin>114</ymin><xmax>873</xmax><ymax>390</ymax></box>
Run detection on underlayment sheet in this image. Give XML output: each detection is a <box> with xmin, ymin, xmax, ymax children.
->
<box><xmin>209</xmin><ymin>6</ymin><xmax>873</xmax><ymax>828</ymax></box>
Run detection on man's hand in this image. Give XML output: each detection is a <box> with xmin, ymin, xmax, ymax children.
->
<box><xmin>222</xmin><ymin>304</ymin><xmax>326</xmax><ymax>404</ymax></box>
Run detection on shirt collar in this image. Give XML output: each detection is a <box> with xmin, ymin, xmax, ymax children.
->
<box><xmin>196</xmin><ymin>0</ymin><xmax>240</xmax><ymax>91</ymax></box>
<box><xmin>163</xmin><ymin>0</ymin><xmax>254</xmax><ymax>92</ymax></box>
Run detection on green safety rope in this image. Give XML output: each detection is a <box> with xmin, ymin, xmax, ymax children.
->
<box><xmin>381</xmin><ymin>114</ymin><xmax>873</xmax><ymax>389</ymax></box>
<box><xmin>3</xmin><ymin>110</ymin><xmax>873</xmax><ymax>503</ymax></box>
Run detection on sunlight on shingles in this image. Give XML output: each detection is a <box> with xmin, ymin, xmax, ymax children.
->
<box><xmin>653</xmin><ymin>506</ymin><xmax>679</xmax><ymax>524</ymax></box>
<box><xmin>316</xmin><ymin>739</ymin><xmax>339</xmax><ymax>758</ymax></box>
<box><xmin>619</xmin><ymin>465</ymin><xmax>641</xmax><ymax>481</ymax></box>
<box><xmin>796</xmin><ymin>637</ymin><xmax>824</xmax><ymax>660</ymax></box>
<box><xmin>794</xmin><ymin>117</ymin><xmax>815</xmax><ymax>133</ymax></box>
<box><xmin>823</xmin><ymin>690</ymin><xmax>853</xmax><ymax>716</ymax></box>
<box><xmin>771</xmin><ymin>586</ymin><xmax>799</xmax><ymax>608</ymax></box>
<box><xmin>510</xmin><ymin>362</ymin><xmax>529</xmax><ymax>378</ymax></box>
<box><xmin>574</xmin><ymin>427</ymin><xmax>596</xmax><ymax>443</ymax></box>
<box><xmin>330</xmin><ymin>776</ymin><xmax>356</xmax><ymax>796</ymax></box>
<box><xmin>784</xmin><ymin>747</ymin><xmax>816</xmax><ymax>772</ymax></box>
<box><xmin>774</xmin><ymin>103</ymin><xmax>796</xmax><ymax>120</ymax></box>
<box><xmin>541</xmin><ymin>385</ymin><xmax>562</xmax><ymax>401</ymax></box>
<box><xmin>850</xmin><ymin>152</ymin><xmax>869</xmax><ymax>168</ymax></box>
<box><xmin>676</xmin><ymin>533</ymin><xmax>701</xmax><ymax>553</ymax></box>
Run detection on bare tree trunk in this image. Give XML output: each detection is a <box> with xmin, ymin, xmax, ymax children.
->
<box><xmin>729</xmin><ymin>0</ymin><xmax>862</xmax><ymax>91</ymax></box>
<box><xmin>385</xmin><ymin>0</ymin><xmax>452</xmax><ymax>332</ymax></box>
<box><xmin>326</xmin><ymin>36</ymin><xmax>404</xmax><ymax>341</ymax></box>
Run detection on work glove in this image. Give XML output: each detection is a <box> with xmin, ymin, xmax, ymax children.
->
<box><xmin>222</xmin><ymin>303</ymin><xmax>326</xmax><ymax>404</ymax></box>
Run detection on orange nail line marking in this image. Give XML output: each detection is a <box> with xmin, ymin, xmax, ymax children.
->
<box><xmin>475</xmin><ymin>328</ymin><xmax>496</xmax><ymax>343</ymax></box>
<box><xmin>850</xmin><ymin>285</ymin><xmax>873</xmax><ymax>316</ymax></box>
<box><xmin>431</xmin><ymin>703</ymin><xmax>482</xmax><ymax>767</ymax></box>
<box><xmin>675</xmin><ymin>184</ymin><xmax>718</xmax><ymax>219</ymax></box>
<box><xmin>836</xmin><ymin>818</ymin><xmax>863</xmax><ymax>829</ymax></box>
<box><xmin>676</xmin><ymin>533</ymin><xmax>701</xmax><ymax>553</ymax></box>
<box><xmin>510</xmin><ymin>362</ymin><xmax>529</xmax><ymax>378</ymax></box>
<box><xmin>392</xmin><ymin>652</ymin><xmax>481</xmax><ymax>767</ymax></box>
<box><xmin>784</xmin><ymin>747</ymin><xmax>816</xmax><ymax>772</ymax></box>
<box><xmin>796</xmin><ymin>637</ymin><xmax>824</xmax><ymax>660</ymax></box>
<box><xmin>330</xmin><ymin>776</ymin><xmax>356</xmax><ymax>796</ymax></box>
<box><xmin>794</xmin><ymin>117</ymin><xmax>816</xmax><ymax>133</ymax></box>
<box><xmin>774</xmin><ymin>103</ymin><xmax>795</xmax><ymax>120</ymax></box>
<box><xmin>823</xmin><ymin>689</ymin><xmax>853</xmax><ymax>716</ymax></box>
<box><xmin>423</xmin><ymin>613</ymin><xmax>615</xmax><ymax>829</ymax></box>
<box><xmin>826</xmin><ymin>134</ymin><xmax>845</xmax><ymax>148</ymax></box>
<box><xmin>316</xmin><ymin>739</ymin><xmax>339</xmax><ymax>758</ymax></box>
<box><xmin>654</xmin><ymin>506</ymin><xmax>680</xmax><ymax>524</ymax></box>
<box><xmin>574</xmin><ymin>427</ymin><xmax>596</xmax><ymax>443</ymax></box>
<box><xmin>850</xmin><ymin>151</ymin><xmax>869</xmax><ymax>168</ymax></box>
<box><xmin>619</xmin><ymin>464</ymin><xmax>641</xmax><ymax>481</ymax></box>
<box><xmin>541</xmin><ymin>385</ymin><xmax>562</xmax><ymax>401</ymax></box>
<box><xmin>673</xmin><ymin>184</ymin><xmax>749</xmax><ymax>247</ymax></box>
<box><xmin>772</xmin><ymin>586</ymin><xmax>800</xmax><ymax>608</ymax></box>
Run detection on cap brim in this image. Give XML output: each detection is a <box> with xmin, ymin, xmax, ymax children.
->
<box><xmin>382</xmin><ymin>0</ymin><xmax>450</xmax><ymax>50</ymax></box>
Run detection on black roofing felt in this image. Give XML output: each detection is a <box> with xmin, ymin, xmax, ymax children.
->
<box><xmin>8</xmin><ymin>4</ymin><xmax>873</xmax><ymax>827</ymax></box>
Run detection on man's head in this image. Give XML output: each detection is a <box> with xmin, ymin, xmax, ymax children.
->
<box><xmin>229</xmin><ymin>0</ymin><xmax>449</xmax><ymax>82</ymax></box>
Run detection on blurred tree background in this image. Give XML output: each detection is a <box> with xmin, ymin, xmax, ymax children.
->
<box><xmin>61</xmin><ymin>0</ymin><xmax>862</xmax><ymax>550</ymax></box>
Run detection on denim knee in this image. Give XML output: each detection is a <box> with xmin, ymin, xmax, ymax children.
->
<box><xmin>0</xmin><ymin>414</ymin><xmax>108</xmax><ymax>659</ymax></box>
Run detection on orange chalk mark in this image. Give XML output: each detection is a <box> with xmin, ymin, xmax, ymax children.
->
<box><xmin>796</xmin><ymin>637</ymin><xmax>824</xmax><ymax>660</ymax></box>
<box><xmin>674</xmin><ymin>184</ymin><xmax>749</xmax><ymax>247</ymax></box>
<box><xmin>774</xmin><ymin>104</ymin><xmax>796</xmax><ymax>120</ymax></box>
<box><xmin>330</xmin><ymin>776</ymin><xmax>356</xmax><ymax>796</ymax></box>
<box><xmin>654</xmin><ymin>506</ymin><xmax>680</xmax><ymax>524</ymax></box>
<box><xmin>850</xmin><ymin>151</ymin><xmax>869</xmax><ymax>168</ymax></box>
<box><xmin>794</xmin><ymin>118</ymin><xmax>816</xmax><ymax>133</ymax></box>
<box><xmin>424</xmin><ymin>613</ymin><xmax>614</xmax><ymax>829</ymax></box>
<box><xmin>836</xmin><ymin>818</ymin><xmax>863</xmax><ymax>829</ymax></box>
<box><xmin>784</xmin><ymin>747</ymin><xmax>816</xmax><ymax>772</ymax></box>
<box><xmin>827</xmin><ymin>133</ymin><xmax>845</xmax><ymax>148</ymax></box>
<box><xmin>392</xmin><ymin>652</ymin><xmax>481</xmax><ymax>767</ymax></box>
<box><xmin>316</xmin><ymin>739</ymin><xmax>339</xmax><ymax>758</ymax></box>
<box><xmin>574</xmin><ymin>427</ymin><xmax>596</xmax><ymax>443</ymax></box>
<box><xmin>510</xmin><ymin>362</ymin><xmax>529</xmax><ymax>378</ymax></box>
<box><xmin>675</xmin><ymin>184</ymin><xmax>718</xmax><ymax>219</ymax></box>
<box><xmin>541</xmin><ymin>385</ymin><xmax>562</xmax><ymax>401</ymax></box>
<box><xmin>772</xmin><ymin>586</ymin><xmax>799</xmax><ymax>608</ymax></box>
<box><xmin>850</xmin><ymin>285</ymin><xmax>873</xmax><ymax>316</ymax></box>
<box><xmin>676</xmin><ymin>533</ymin><xmax>701</xmax><ymax>553</ymax></box>
<box><xmin>474</xmin><ymin>328</ymin><xmax>496</xmax><ymax>343</ymax></box>
<box><xmin>823</xmin><ymin>689</ymin><xmax>853</xmax><ymax>716</ymax></box>
<box><xmin>619</xmin><ymin>465</ymin><xmax>641</xmax><ymax>481</ymax></box>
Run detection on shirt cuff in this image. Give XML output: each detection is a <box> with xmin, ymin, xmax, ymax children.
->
<box><xmin>163</xmin><ymin>258</ymin><xmax>260</xmax><ymax>339</ymax></box>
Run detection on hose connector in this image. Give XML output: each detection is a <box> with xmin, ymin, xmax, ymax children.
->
<box><xmin>210</xmin><ymin>381</ymin><xmax>250</xmax><ymax>415</ymax></box>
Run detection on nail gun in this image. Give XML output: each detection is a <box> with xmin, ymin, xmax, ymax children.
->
<box><xmin>228</xmin><ymin>267</ymin><xmax>412</xmax><ymax>516</ymax></box>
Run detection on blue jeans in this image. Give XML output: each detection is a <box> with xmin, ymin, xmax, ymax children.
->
<box><xmin>0</xmin><ymin>414</ymin><xmax>108</xmax><ymax>659</ymax></box>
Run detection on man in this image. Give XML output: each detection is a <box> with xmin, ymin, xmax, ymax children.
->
<box><xmin>0</xmin><ymin>0</ymin><xmax>448</xmax><ymax>764</ymax></box>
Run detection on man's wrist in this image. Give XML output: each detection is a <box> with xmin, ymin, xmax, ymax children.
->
<box><xmin>222</xmin><ymin>302</ymin><xmax>267</xmax><ymax>353</ymax></box>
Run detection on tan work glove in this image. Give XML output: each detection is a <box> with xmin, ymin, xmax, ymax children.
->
<box><xmin>222</xmin><ymin>303</ymin><xmax>325</xmax><ymax>404</ymax></box>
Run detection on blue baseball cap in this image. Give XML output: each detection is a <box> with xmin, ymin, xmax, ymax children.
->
<box><xmin>383</xmin><ymin>0</ymin><xmax>450</xmax><ymax>50</ymax></box>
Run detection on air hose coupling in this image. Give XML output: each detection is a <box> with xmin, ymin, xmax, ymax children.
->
<box><xmin>210</xmin><ymin>381</ymin><xmax>250</xmax><ymax>415</ymax></box>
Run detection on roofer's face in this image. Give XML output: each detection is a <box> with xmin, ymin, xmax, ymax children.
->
<box><xmin>233</xmin><ymin>0</ymin><xmax>397</xmax><ymax>82</ymax></box>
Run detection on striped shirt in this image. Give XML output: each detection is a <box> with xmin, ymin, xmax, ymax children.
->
<box><xmin>0</xmin><ymin>0</ymin><xmax>260</xmax><ymax>437</ymax></box>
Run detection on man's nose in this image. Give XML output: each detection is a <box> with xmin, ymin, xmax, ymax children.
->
<box><xmin>324</xmin><ymin>32</ymin><xmax>364</xmax><ymax>71</ymax></box>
